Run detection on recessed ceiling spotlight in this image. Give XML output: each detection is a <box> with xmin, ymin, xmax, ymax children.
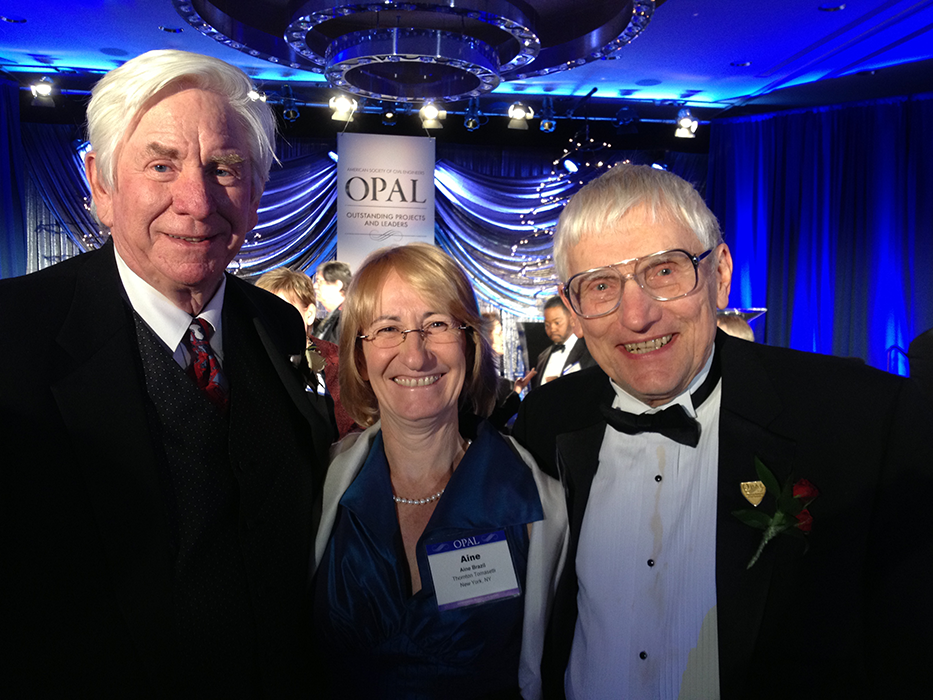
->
<box><xmin>818</xmin><ymin>4</ymin><xmax>846</xmax><ymax>11</ymax></box>
<box><xmin>0</xmin><ymin>15</ymin><xmax>27</xmax><ymax>23</ymax></box>
<box><xmin>159</xmin><ymin>26</ymin><xmax>184</xmax><ymax>33</ymax></box>
<box><xmin>730</xmin><ymin>61</ymin><xmax>752</xmax><ymax>67</ymax></box>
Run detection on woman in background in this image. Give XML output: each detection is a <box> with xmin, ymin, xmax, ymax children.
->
<box><xmin>311</xmin><ymin>244</ymin><xmax>567</xmax><ymax>699</ymax></box>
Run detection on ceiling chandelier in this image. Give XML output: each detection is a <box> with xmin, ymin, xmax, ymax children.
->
<box><xmin>173</xmin><ymin>1</ymin><xmax>655</xmax><ymax>103</ymax></box>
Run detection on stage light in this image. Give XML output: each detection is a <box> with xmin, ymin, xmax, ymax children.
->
<box><xmin>280</xmin><ymin>85</ymin><xmax>301</xmax><ymax>122</ymax></box>
<box><xmin>247</xmin><ymin>89</ymin><xmax>267</xmax><ymax>102</ymax></box>
<box><xmin>382</xmin><ymin>103</ymin><xmax>398</xmax><ymax>126</ymax></box>
<box><xmin>614</xmin><ymin>107</ymin><xmax>639</xmax><ymax>134</ymax></box>
<box><xmin>675</xmin><ymin>107</ymin><xmax>698</xmax><ymax>138</ymax></box>
<box><xmin>463</xmin><ymin>98</ymin><xmax>482</xmax><ymax>132</ymax></box>
<box><xmin>329</xmin><ymin>94</ymin><xmax>358</xmax><ymax>122</ymax></box>
<box><xmin>508</xmin><ymin>102</ymin><xmax>534</xmax><ymax>130</ymax></box>
<box><xmin>539</xmin><ymin>97</ymin><xmax>556</xmax><ymax>133</ymax></box>
<box><xmin>563</xmin><ymin>158</ymin><xmax>579</xmax><ymax>173</ymax></box>
<box><xmin>30</xmin><ymin>77</ymin><xmax>55</xmax><ymax>107</ymax></box>
<box><xmin>327</xmin><ymin>151</ymin><xmax>339</xmax><ymax>162</ymax></box>
<box><xmin>419</xmin><ymin>101</ymin><xmax>446</xmax><ymax>129</ymax></box>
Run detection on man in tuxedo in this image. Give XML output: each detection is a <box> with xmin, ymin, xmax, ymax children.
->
<box><xmin>529</xmin><ymin>295</ymin><xmax>596</xmax><ymax>390</ymax></box>
<box><xmin>1</xmin><ymin>50</ymin><xmax>334</xmax><ymax>697</ymax></box>
<box><xmin>512</xmin><ymin>164</ymin><xmax>933</xmax><ymax>699</ymax></box>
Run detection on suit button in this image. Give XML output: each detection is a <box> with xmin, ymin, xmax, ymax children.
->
<box><xmin>655</xmin><ymin>475</ymin><xmax>662</xmax><ymax>482</ymax></box>
<box><xmin>647</xmin><ymin>559</ymin><xmax>655</xmax><ymax>567</ymax></box>
<box><xmin>639</xmin><ymin>651</ymin><xmax>648</xmax><ymax>660</ymax></box>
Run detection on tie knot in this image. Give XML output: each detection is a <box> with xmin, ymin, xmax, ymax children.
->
<box><xmin>189</xmin><ymin>317</ymin><xmax>213</xmax><ymax>342</ymax></box>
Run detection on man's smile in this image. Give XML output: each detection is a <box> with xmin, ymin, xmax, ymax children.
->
<box><xmin>623</xmin><ymin>334</ymin><xmax>673</xmax><ymax>355</ymax></box>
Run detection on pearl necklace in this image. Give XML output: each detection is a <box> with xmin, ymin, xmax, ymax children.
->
<box><xmin>390</xmin><ymin>439</ymin><xmax>470</xmax><ymax>506</ymax></box>
<box><xmin>392</xmin><ymin>489</ymin><xmax>445</xmax><ymax>506</ymax></box>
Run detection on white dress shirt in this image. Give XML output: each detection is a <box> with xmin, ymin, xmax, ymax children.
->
<box><xmin>542</xmin><ymin>334</ymin><xmax>580</xmax><ymax>382</ymax></box>
<box><xmin>567</xmin><ymin>353</ymin><xmax>721</xmax><ymax>700</ymax></box>
<box><xmin>114</xmin><ymin>249</ymin><xmax>226</xmax><ymax>368</ymax></box>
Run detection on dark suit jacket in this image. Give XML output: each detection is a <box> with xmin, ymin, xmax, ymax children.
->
<box><xmin>0</xmin><ymin>241</ymin><xmax>334</xmax><ymax>697</ymax></box>
<box><xmin>530</xmin><ymin>336</ymin><xmax>596</xmax><ymax>390</ymax></box>
<box><xmin>513</xmin><ymin>331</ymin><xmax>933</xmax><ymax>699</ymax></box>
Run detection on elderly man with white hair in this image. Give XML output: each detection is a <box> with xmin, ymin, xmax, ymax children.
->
<box><xmin>0</xmin><ymin>50</ymin><xmax>333</xmax><ymax>697</ymax></box>
<box><xmin>513</xmin><ymin>163</ymin><xmax>933</xmax><ymax>700</ymax></box>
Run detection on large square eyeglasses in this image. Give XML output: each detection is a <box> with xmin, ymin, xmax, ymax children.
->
<box><xmin>563</xmin><ymin>248</ymin><xmax>713</xmax><ymax>319</ymax></box>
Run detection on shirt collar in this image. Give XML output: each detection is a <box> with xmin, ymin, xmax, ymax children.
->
<box><xmin>609</xmin><ymin>349</ymin><xmax>715</xmax><ymax>419</ymax></box>
<box><xmin>554</xmin><ymin>333</ymin><xmax>578</xmax><ymax>351</ymax></box>
<box><xmin>114</xmin><ymin>246</ymin><xmax>227</xmax><ymax>359</ymax></box>
<box><xmin>340</xmin><ymin>421</ymin><xmax>543</xmax><ymax>547</ymax></box>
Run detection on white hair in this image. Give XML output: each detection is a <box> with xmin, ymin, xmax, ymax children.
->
<box><xmin>86</xmin><ymin>49</ymin><xmax>276</xmax><ymax>196</ymax></box>
<box><xmin>553</xmin><ymin>164</ymin><xmax>723</xmax><ymax>281</ymax></box>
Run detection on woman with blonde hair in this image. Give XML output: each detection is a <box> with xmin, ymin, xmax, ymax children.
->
<box><xmin>311</xmin><ymin>243</ymin><xmax>567</xmax><ymax>699</ymax></box>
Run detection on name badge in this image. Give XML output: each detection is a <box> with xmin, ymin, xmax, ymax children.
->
<box><xmin>426</xmin><ymin>530</ymin><xmax>520</xmax><ymax>611</ymax></box>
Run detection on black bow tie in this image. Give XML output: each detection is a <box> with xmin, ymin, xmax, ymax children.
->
<box><xmin>552</xmin><ymin>343</ymin><xmax>566</xmax><ymax>352</ymax></box>
<box><xmin>600</xmin><ymin>349</ymin><xmax>721</xmax><ymax>448</ymax></box>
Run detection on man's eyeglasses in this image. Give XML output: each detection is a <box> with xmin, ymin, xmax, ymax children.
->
<box><xmin>563</xmin><ymin>248</ymin><xmax>713</xmax><ymax>319</ymax></box>
<box><xmin>358</xmin><ymin>316</ymin><xmax>470</xmax><ymax>349</ymax></box>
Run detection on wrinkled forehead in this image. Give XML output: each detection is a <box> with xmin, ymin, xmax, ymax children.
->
<box><xmin>571</xmin><ymin>205</ymin><xmax>703</xmax><ymax>267</ymax></box>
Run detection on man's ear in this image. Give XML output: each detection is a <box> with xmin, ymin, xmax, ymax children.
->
<box><xmin>714</xmin><ymin>243</ymin><xmax>734</xmax><ymax>310</ymax></box>
<box><xmin>85</xmin><ymin>152</ymin><xmax>115</xmax><ymax>228</ymax></box>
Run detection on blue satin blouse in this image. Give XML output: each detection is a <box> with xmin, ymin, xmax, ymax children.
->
<box><xmin>312</xmin><ymin>421</ymin><xmax>544</xmax><ymax>699</ymax></box>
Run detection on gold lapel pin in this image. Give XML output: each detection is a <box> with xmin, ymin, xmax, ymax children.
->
<box><xmin>740</xmin><ymin>480</ymin><xmax>766</xmax><ymax>507</ymax></box>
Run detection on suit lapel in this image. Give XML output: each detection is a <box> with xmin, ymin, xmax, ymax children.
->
<box><xmin>563</xmin><ymin>337</ymin><xmax>585</xmax><ymax>372</ymax></box>
<box><xmin>715</xmin><ymin>334</ymin><xmax>798</xmax><ymax>696</ymax></box>
<box><xmin>542</xmin><ymin>376</ymin><xmax>615</xmax><ymax>693</ymax></box>
<box><xmin>225</xmin><ymin>277</ymin><xmax>334</xmax><ymax>468</ymax></box>
<box><xmin>50</xmin><ymin>243</ymin><xmax>178</xmax><ymax>685</ymax></box>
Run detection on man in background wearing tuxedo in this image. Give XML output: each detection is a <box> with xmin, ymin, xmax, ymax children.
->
<box><xmin>1</xmin><ymin>50</ymin><xmax>333</xmax><ymax>697</ymax></box>
<box><xmin>513</xmin><ymin>164</ymin><xmax>933</xmax><ymax>699</ymax></box>
<box><xmin>529</xmin><ymin>295</ymin><xmax>596</xmax><ymax>390</ymax></box>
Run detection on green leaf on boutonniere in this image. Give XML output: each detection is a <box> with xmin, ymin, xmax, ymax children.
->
<box><xmin>733</xmin><ymin>510</ymin><xmax>772</xmax><ymax>530</ymax></box>
<box><xmin>755</xmin><ymin>456</ymin><xmax>781</xmax><ymax>496</ymax></box>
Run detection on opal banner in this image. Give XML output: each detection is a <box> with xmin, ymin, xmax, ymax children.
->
<box><xmin>336</xmin><ymin>132</ymin><xmax>436</xmax><ymax>271</ymax></box>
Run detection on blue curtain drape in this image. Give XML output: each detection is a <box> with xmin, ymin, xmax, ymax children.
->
<box><xmin>708</xmin><ymin>94</ymin><xmax>933</xmax><ymax>373</ymax></box>
<box><xmin>1</xmin><ymin>79</ymin><xmax>27</xmax><ymax>278</ymax></box>
<box><xmin>8</xmin><ymin>98</ymin><xmax>929</xmax><ymax>372</ymax></box>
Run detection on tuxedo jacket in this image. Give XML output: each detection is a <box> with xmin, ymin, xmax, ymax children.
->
<box><xmin>0</xmin><ymin>241</ymin><xmax>334</xmax><ymax>697</ymax></box>
<box><xmin>530</xmin><ymin>336</ymin><xmax>596</xmax><ymax>390</ymax></box>
<box><xmin>512</xmin><ymin>331</ymin><xmax>933</xmax><ymax>699</ymax></box>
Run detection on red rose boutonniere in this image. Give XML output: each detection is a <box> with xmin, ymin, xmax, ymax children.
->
<box><xmin>733</xmin><ymin>457</ymin><xmax>819</xmax><ymax>569</ymax></box>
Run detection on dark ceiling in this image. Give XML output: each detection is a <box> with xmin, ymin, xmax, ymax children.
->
<box><xmin>2</xmin><ymin>0</ymin><xmax>931</xmax><ymax>150</ymax></box>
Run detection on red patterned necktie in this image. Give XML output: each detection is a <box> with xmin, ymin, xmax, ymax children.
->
<box><xmin>186</xmin><ymin>318</ymin><xmax>228</xmax><ymax>409</ymax></box>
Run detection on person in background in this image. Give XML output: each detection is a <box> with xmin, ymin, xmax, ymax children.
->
<box><xmin>528</xmin><ymin>296</ymin><xmax>596</xmax><ymax>390</ymax></box>
<box><xmin>481</xmin><ymin>310</ymin><xmax>523</xmax><ymax>431</ymax></box>
<box><xmin>0</xmin><ymin>50</ymin><xmax>333</xmax><ymax>696</ymax></box>
<box><xmin>256</xmin><ymin>266</ymin><xmax>358</xmax><ymax>438</ymax></box>
<box><xmin>312</xmin><ymin>243</ymin><xmax>567</xmax><ymax>699</ymax></box>
<box><xmin>313</xmin><ymin>260</ymin><xmax>352</xmax><ymax>343</ymax></box>
<box><xmin>717</xmin><ymin>313</ymin><xmax>755</xmax><ymax>341</ymax></box>
<box><xmin>512</xmin><ymin>163</ymin><xmax>933</xmax><ymax>700</ymax></box>
<box><xmin>255</xmin><ymin>267</ymin><xmax>318</xmax><ymax>338</ymax></box>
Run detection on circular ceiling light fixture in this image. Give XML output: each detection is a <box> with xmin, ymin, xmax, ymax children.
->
<box><xmin>172</xmin><ymin>1</ymin><xmax>655</xmax><ymax>103</ymax></box>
